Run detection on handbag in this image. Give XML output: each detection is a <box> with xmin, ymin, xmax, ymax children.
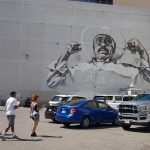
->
<box><xmin>30</xmin><ymin>110</ymin><xmax>39</xmax><ymax>120</ymax></box>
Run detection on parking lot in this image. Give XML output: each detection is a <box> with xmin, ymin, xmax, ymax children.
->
<box><xmin>0</xmin><ymin>106</ymin><xmax>150</xmax><ymax>150</ymax></box>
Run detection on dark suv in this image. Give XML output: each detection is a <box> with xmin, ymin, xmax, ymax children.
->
<box><xmin>24</xmin><ymin>97</ymin><xmax>32</xmax><ymax>107</ymax></box>
<box><xmin>45</xmin><ymin>95</ymin><xmax>86</xmax><ymax>122</ymax></box>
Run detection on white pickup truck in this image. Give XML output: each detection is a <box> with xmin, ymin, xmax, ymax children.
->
<box><xmin>118</xmin><ymin>93</ymin><xmax>150</xmax><ymax>130</ymax></box>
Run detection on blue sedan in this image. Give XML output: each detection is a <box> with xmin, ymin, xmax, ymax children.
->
<box><xmin>55</xmin><ymin>99</ymin><xmax>119</xmax><ymax>128</ymax></box>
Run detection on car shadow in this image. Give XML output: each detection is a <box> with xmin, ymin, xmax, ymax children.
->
<box><xmin>38</xmin><ymin>135</ymin><xmax>63</xmax><ymax>138</ymax></box>
<box><xmin>61</xmin><ymin>123</ymin><xmax>120</xmax><ymax>130</ymax></box>
<box><xmin>48</xmin><ymin>121</ymin><xmax>61</xmax><ymax>124</ymax></box>
<box><xmin>125</xmin><ymin>126</ymin><xmax>150</xmax><ymax>133</ymax></box>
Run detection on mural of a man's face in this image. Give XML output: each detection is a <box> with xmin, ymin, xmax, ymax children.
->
<box><xmin>93</xmin><ymin>34</ymin><xmax>116</xmax><ymax>62</ymax></box>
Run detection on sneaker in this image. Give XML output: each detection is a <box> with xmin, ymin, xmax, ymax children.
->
<box><xmin>31</xmin><ymin>132</ymin><xmax>37</xmax><ymax>137</ymax></box>
<box><xmin>12</xmin><ymin>135</ymin><xmax>19</xmax><ymax>139</ymax></box>
<box><xmin>1</xmin><ymin>136</ymin><xmax>6</xmax><ymax>141</ymax></box>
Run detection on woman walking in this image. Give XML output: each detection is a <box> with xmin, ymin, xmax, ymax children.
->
<box><xmin>30</xmin><ymin>94</ymin><xmax>40</xmax><ymax>137</ymax></box>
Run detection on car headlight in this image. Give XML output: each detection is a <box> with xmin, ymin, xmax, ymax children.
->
<box><xmin>138</xmin><ymin>106</ymin><xmax>148</xmax><ymax>112</ymax></box>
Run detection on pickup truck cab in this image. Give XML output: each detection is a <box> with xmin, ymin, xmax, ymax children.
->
<box><xmin>108</xmin><ymin>95</ymin><xmax>136</xmax><ymax>110</ymax></box>
<box><xmin>93</xmin><ymin>95</ymin><xmax>136</xmax><ymax>110</ymax></box>
<box><xmin>118</xmin><ymin>93</ymin><xmax>150</xmax><ymax>130</ymax></box>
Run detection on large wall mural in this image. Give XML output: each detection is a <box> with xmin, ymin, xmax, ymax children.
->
<box><xmin>47</xmin><ymin>28</ymin><xmax>150</xmax><ymax>94</ymax></box>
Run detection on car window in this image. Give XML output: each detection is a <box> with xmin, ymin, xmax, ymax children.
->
<box><xmin>93</xmin><ymin>96</ymin><xmax>113</xmax><ymax>101</ymax></box>
<box><xmin>51</xmin><ymin>96</ymin><xmax>69</xmax><ymax>102</ymax></box>
<box><xmin>94</xmin><ymin>96</ymin><xmax>105</xmax><ymax>101</ymax></box>
<box><xmin>115</xmin><ymin>96</ymin><xmax>123</xmax><ymax>101</ymax></box>
<box><xmin>65</xmin><ymin>100</ymin><xmax>85</xmax><ymax>106</ymax></box>
<box><xmin>86</xmin><ymin>101</ymin><xmax>98</xmax><ymax>109</ymax></box>
<box><xmin>98</xmin><ymin>102</ymin><xmax>109</xmax><ymax>110</ymax></box>
<box><xmin>71</xmin><ymin>97</ymin><xmax>86</xmax><ymax>101</ymax></box>
<box><xmin>134</xmin><ymin>94</ymin><xmax>150</xmax><ymax>101</ymax></box>
<box><xmin>62</xmin><ymin>97</ymin><xmax>70</xmax><ymax>101</ymax></box>
<box><xmin>105</xmin><ymin>96</ymin><xmax>113</xmax><ymax>101</ymax></box>
<box><xmin>122</xmin><ymin>96</ymin><xmax>135</xmax><ymax>101</ymax></box>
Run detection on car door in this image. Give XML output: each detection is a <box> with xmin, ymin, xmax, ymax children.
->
<box><xmin>84</xmin><ymin>101</ymin><xmax>100</xmax><ymax>124</ymax></box>
<box><xmin>97</xmin><ymin>102</ymin><xmax>115</xmax><ymax>123</ymax></box>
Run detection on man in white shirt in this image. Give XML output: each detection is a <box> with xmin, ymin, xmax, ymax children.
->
<box><xmin>1</xmin><ymin>91</ymin><xmax>20</xmax><ymax>141</ymax></box>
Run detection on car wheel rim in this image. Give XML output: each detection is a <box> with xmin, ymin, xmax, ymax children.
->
<box><xmin>83</xmin><ymin>118</ymin><xmax>90</xmax><ymax>127</ymax></box>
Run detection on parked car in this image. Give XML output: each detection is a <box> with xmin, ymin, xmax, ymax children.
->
<box><xmin>55</xmin><ymin>99</ymin><xmax>119</xmax><ymax>128</ymax></box>
<box><xmin>24</xmin><ymin>97</ymin><xmax>32</xmax><ymax>107</ymax></box>
<box><xmin>119</xmin><ymin>93</ymin><xmax>150</xmax><ymax>130</ymax></box>
<box><xmin>93</xmin><ymin>95</ymin><xmax>123</xmax><ymax>104</ymax></box>
<box><xmin>45</xmin><ymin>95</ymin><xmax>86</xmax><ymax>122</ymax></box>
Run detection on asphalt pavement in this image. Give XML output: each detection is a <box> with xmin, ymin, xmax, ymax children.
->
<box><xmin>0</xmin><ymin>106</ymin><xmax>150</xmax><ymax>150</ymax></box>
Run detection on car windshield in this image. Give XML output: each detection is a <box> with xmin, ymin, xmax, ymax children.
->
<box><xmin>56</xmin><ymin>101</ymin><xmax>67</xmax><ymax>106</ymax></box>
<box><xmin>122</xmin><ymin>96</ymin><xmax>135</xmax><ymax>101</ymax></box>
<box><xmin>51</xmin><ymin>96</ymin><xmax>69</xmax><ymax>102</ymax></box>
<box><xmin>71</xmin><ymin>97</ymin><xmax>86</xmax><ymax>101</ymax></box>
<box><xmin>65</xmin><ymin>100</ymin><xmax>85</xmax><ymax>106</ymax></box>
<box><xmin>134</xmin><ymin>94</ymin><xmax>150</xmax><ymax>101</ymax></box>
<box><xmin>94</xmin><ymin>96</ymin><xmax>105</xmax><ymax>101</ymax></box>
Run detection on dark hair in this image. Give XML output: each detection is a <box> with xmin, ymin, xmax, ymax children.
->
<box><xmin>10</xmin><ymin>91</ymin><xmax>17</xmax><ymax>97</ymax></box>
<box><xmin>32</xmin><ymin>94</ymin><xmax>39</xmax><ymax>102</ymax></box>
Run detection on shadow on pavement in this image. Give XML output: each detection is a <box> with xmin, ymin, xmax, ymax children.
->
<box><xmin>0</xmin><ymin>136</ymin><xmax>43</xmax><ymax>142</ymax></box>
<box><xmin>48</xmin><ymin>121</ymin><xmax>61</xmax><ymax>124</ymax></box>
<box><xmin>125</xmin><ymin>126</ymin><xmax>150</xmax><ymax>133</ymax></box>
<box><xmin>38</xmin><ymin>135</ymin><xmax>63</xmax><ymax>138</ymax></box>
<box><xmin>0</xmin><ymin>134</ymin><xmax>62</xmax><ymax>141</ymax></box>
<box><xmin>61</xmin><ymin>123</ymin><xmax>120</xmax><ymax>130</ymax></box>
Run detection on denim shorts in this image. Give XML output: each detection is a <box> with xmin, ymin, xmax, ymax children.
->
<box><xmin>7</xmin><ymin>115</ymin><xmax>15</xmax><ymax>125</ymax></box>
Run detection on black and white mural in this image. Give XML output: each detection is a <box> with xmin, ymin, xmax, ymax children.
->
<box><xmin>1</xmin><ymin>0</ymin><xmax>150</xmax><ymax>99</ymax></box>
<box><xmin>47</xmin><ymin>28</ymin><xmax>150</xmax><ymax>94</ymax></box>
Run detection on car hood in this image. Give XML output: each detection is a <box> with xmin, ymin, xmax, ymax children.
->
<box><xmin>121</xmin><ymin>100</ymin><xmax>150</xmax><ymax>107</ymax></box>
<box><xmin>49</xmin><ymin>101</ymin><xmax>59</xmax><ymax>106</ymax></box>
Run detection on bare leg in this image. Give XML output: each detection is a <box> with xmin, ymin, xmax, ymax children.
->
<box><xmin>4</xmin><ymin>125</ymin><xmax>11</xmax><ymax>133</ymax></box>
<box><xmin>11</xmin><ymin>124</ymin><xmax>14</xmax><ymax>133</ymax></box>
<box><xmin>31</xmin><ymin>121</ymin><xmax>39</xmax><ymax>134</ymax></box>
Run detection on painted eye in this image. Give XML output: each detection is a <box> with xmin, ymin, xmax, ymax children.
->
<box><xmin>105</xmin><ymin>38</ymin><xmax>112</xmax><ymax>45</ymax></box>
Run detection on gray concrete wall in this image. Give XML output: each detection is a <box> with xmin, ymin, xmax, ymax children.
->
<box><xmin>0</xmin><ymin>0</ymin><xmax>150</xmax><ymax>100</ymax></box>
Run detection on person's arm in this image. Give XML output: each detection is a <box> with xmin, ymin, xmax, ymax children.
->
<box><xmin>47</xmin><ymin>42</ymin><xmax>81</xmax><ymax>88</ymax></box>
<box><xmin>14</xmin><ymin>105</ymin><xmax>19</xmax><ymax>109</ymax></box>
<box><xmin>14</xmin><ymin>100</ymin><xmax>20</xmax><ymax>109</ymax></box>
<box><xmin>127</xmin><ymin>38</ymin><xmax>150</xmax><ymax>84</ymax></box>
<box><xmin>5</xmin><ymin>100</ymin><xmax>8</xmax><ymax>111</ymax></box>
<box><xmin>127</xmin><ymin>38</ymin><xmax>149</xmax><ymax>64</ymax></box>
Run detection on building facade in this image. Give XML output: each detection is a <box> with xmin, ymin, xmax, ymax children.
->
<box><xmin>0</xmin><ymin>0</ymin><xmax>150</xmax><ymax>100</ymax></box>
<box><xmin>114</xmin><ymin>0</ymin><xmax>150</xmax><ymax>8</ymax></box>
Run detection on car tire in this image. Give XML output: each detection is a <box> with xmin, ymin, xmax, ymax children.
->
<box><xmin>80</xmin><ymin>116</ymin><xmax>91</xmax><ymax>128</ymax></box>
<box><xmin>112</xmin><ymin>117</ymin><xmax>120</xmax><ymax>126</ymax></box>
<box><xmin>63</xmin><ymin>122</ymin><xmax>70</xmax><ymax>127</ymax></box>
<box><xmin>52</xmin><ymin>119</ymin><xmax>58</xmax><ymax>123</ymax></box>
<box><xmin>121</xmin><ymin>124</ymin><xmax>131</xmax><ymax>130</ymax></box>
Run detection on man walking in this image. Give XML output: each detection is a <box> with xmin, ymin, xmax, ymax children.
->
<box><xmin>1</xmin><ymin>91</ymin><xmax>20</xmax><ymax>141</ymax></box>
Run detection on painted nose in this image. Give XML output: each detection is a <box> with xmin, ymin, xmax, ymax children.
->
<box><xmin>101</xmin><ymin>43</ymin><xmax>105</xmax><ymax>47</ymax></box>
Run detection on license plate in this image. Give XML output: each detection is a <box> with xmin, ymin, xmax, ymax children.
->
<box><xmin>62</xmin><ymin>110</ymin><xmax>66</xmax><ymax>113</ymax></box>
<box><xmin>125</xmin><ymin>120</ymin><xmax>130</xmax><ymax>124</ymax></box>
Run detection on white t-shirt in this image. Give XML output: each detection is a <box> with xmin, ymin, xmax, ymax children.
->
<box><xmin>6</xmin><ymin>97</ymin><xmax>17</xmax><ymax>115</ymax></box>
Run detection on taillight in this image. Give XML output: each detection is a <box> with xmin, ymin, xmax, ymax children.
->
<box><xmin>53</xmin><ymin>108</ymin><xmax>57</xmax><ymax>112</ymax></box>
<box><xmin>70</xmin><ymin>108</ymin><xmax>77</xmax><ymax>114</ymax></box>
